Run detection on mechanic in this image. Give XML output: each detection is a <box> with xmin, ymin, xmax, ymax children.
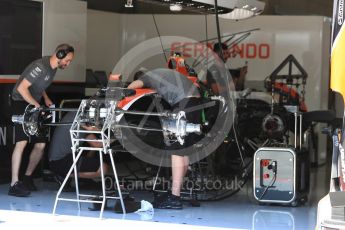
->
<box><xmin>127</xmin><ymin>68</ymin><xmax>202</xmax><ymax>209</ymax></box>
<box><xmin>9</xmin><ymin>44</ymin><xmax>74</xmax><ymax>197</ymax></box>
<box><xmin>48</xmin><ymin>111</ymin><xmax>110</xmax><ymax>189</ymax></box>
<box><xmin>206</xmin><ymin>42</ymin><xmax>231</xmax><ymax>95</ymax></box>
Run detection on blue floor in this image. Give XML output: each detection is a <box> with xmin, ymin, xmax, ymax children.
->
<box><xmin>0</xmin><ymin>165</ymin><xmax>329</xmax><ymax>230</ymax></box>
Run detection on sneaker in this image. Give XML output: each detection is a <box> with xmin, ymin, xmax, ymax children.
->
<box><xmin>8</xmin><ymin>181</ymin><xmax>31</xmax><ymax>197</ymax></box>
<box><xmin>23</xmin><ymin>175</ymin><xmax>37</xmax><ymax>191</ymax></box>
<box><xmin>153</xmin><ymin>193</ymin><xmax>183</xmax><ymax>209</ymax></box>
<box><xmin>153</xmin><ymin>191</ymin><xmax>168</xmax><ymax>203</ymax></box>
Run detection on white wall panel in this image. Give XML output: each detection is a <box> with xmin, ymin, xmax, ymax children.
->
<box><xmin>40</xmin><ymin>0</ymin><xmax>87</xmax><ymax>82</ymax></box>
<box><xmin>86</xmin><ymin>10</ymin><xmax>121</xmax><ymax>75</ymax></box>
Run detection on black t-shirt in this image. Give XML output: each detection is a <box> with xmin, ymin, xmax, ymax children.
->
<box><xmin>48</xmin><ymin>111</ymin><xmax>78</xmax><ymax>161</ymax></box>
<box><xmin>12</xmin><ymin>56</ymin><xmax>57</xmax><ymax>101</ymax></box>
<box><xmin>139</xmin><ymin>68</ymin><xmax>200</xmax><ymax>106</ymax></box>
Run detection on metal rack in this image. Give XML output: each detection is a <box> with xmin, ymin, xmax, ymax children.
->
<box><xmin>52</xmin><ymin>99</ymin><xmax>126</xmax><ymax>218</ymax></box>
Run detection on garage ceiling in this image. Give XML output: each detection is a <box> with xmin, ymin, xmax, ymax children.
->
<box><xmin>262</xmin><ymin>0</ymin><xmax>332</xmax><ymax>17</ymax></box>
<box><xmin>80</xmin><ymin>0</ymin><xmax>333</xmax><ymax>17</ymax></box>
<box><xmin>81</xmin><ymin>0</ymin><xmax>232</xmax><ymax>14</ymax></box>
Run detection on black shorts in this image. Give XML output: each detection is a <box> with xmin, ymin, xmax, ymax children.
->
<box><xmin>12</xmin><ymin>100</ymin><xmax>47</xmax><ymax>143</ymax></box>
<box><xmin>166</xmin><ymin>97</ymin><xmax>202</xmax><ymax>155</ymax></box>
<box><xmin>49</xmin><ymin>153</ymin><xmax>108</xmax><ymax>177</ymax></box>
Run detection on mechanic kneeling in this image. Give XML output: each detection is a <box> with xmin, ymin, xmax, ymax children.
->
<box><xmin>48</xmin><ymin>111</ymin><xmax>110</xmax><ymax>189</ymax></box>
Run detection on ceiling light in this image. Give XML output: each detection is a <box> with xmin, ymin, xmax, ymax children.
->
<box><xmin>125</xmin><ymin>0</ymin><xmax>134</xmax><ymax>8</ymax></box>
<box><xmin>219</xmin><ymin>8</ymin><xmax>255</xmax><ymax>20</ymax></box>
<box><xmin>170</xmin><ymin>4</ymin><xmax>182</xmax><ymax>11</ymax></box>
<box><xmin>193</xmin><ymin>0</ymin><xmax>265</xmax><ymax>20</ymax></box>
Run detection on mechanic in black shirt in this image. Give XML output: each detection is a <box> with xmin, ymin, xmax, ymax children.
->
<box><xmin>128</xmin><ymin>68</ymin><xmax>201</xmax><ymax>209</ymax></box>
<box><xmin>48</xmin><ymin>111</ymin><xmax>110</xmax><ymax>188</ymax></box>
<box><xmin>9</xmin><ymin>44</ymin><xmax>74</xmax><ymax>197</ymax></box>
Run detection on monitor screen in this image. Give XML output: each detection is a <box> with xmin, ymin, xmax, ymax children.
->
<box><xmin>0</xmin><ymin>0</ymin><xmax>43</xmax><ymax>75</ymax></box>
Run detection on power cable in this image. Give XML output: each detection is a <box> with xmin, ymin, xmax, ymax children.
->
<box><xmin>152</xmin><ymin>14</ymin><xmax>168</xmax><ymax>63</ymax></box>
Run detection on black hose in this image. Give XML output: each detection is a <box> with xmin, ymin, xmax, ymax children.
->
<box><xmin>152</xmin><ymin>14</ymin><xmax>168</xmax><ymax>63</ymax></box>
<box><xmin>259</xmin><ymin>173</ymin><xmax>277</xmax><ymax>200</ymax></box>
<box><xmin>214</xmin><ymin>0</ymin><xmax>224</xmax><ymax>62</ymax></box>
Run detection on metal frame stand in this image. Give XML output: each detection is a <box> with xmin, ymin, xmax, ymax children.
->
<box><xmin>52</xmin><ymin>99</ymin><xmax>126</xmax><ymax>218</ymax></box>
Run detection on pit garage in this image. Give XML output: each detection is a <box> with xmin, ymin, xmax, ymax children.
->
<box><xmin>0</xmin><ymin>1</ymin><xmax>342</xmax><ymax>229</ymax></box>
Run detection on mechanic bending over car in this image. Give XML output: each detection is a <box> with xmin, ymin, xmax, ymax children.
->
<box><xmin>9</xmin><ymin>44</ymin><xmax>74</xmax><ymax>197</ymax></box>
<box><xmin>127</xmin><ymin>68</ymin><xmax>202</xmax><ymax>209</ymax></box>
<box><xmin>48</xmin><ymin>111</ymin><xmax>111</xmax><ymax>190</ymax></box>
